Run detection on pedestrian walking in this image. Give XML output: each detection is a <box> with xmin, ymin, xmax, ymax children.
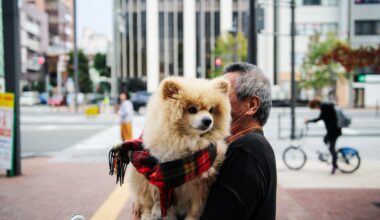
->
<box><xmin>306</xmin><ymin>98</ymin><xmax>341</xmax><ymax>175</ymax></box>
<box><xmin>118</xmin><ymin>92</ymin><xmax>134</xmax><ymax>141</ymax></box>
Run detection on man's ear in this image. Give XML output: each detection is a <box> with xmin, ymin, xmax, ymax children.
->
<box><xmin>161</xmin><ymin>78</ymin><xmax>181</xmax><ymax>99</ymax></box>
<box><xmin>246</xmin><ymin>96</ymin><xmax>260</xmax><ymax>116</ymax></box>
<box><xmin>213</xmin><ymin>78</ymin><xmax>230</xmax><ymax>95</ymax></box>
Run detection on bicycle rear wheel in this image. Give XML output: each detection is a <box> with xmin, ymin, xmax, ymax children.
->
<box><xmin>336</xmin><ymin>148</ymin><xmax>361</xmax><ymax>174</ymax></box>
<box><xmin>283</xmin><ymin>146</ymin><xmax>307</xmax><ymax>170</ymax></box>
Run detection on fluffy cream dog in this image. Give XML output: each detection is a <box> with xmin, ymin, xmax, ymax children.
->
<box><xmin>127</xmin><ymin>77</ymin><xmax>231</xmax><ymax>220</ymax></box>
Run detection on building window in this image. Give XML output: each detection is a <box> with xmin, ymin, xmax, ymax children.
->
<box><xmin>299</xmin><ymin>0</ymin><xmax>337</xmax><ymax>5</ymax></box>
<box><xmin>303</xmin><ymin>0</ymin><xmax>321</xmax><ymax>5</ymax></box>
<box><xmin>296</xmin><ymin>23</ymin><xmax>338</xmax><ymax>35</ymax></box>
<box><xmin>355</xmin><ymin>0</ymin><xmax>380</xmax><ymax>4</ymax></box>
<box><xmin>355</xmin><ymin>20</ymin><xmax>380</xmax><ymax>35</ymax></box>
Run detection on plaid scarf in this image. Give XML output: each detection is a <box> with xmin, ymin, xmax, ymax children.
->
<box><xmin>108</xmin><ymin>137</ymin><xmax>217</xmax><ymax>217</ymax></box>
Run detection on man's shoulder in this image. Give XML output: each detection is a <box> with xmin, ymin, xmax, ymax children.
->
<box><xmin>231</xmin><ymin>131</ymin><xmax>271</xmax><ymax>151</ymax></box>
<box><xmin>227</xmin><ymin>131</ymin><xmax>275</xmax><ymax>164</ymax></box>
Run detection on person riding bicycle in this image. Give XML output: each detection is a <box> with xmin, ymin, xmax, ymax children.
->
<box><xmin>305</xmin><ymin>98</ymin><xmax>341</xmax><ymax>175</ymax></box>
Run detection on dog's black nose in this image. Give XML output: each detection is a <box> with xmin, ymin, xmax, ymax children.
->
<box><xmin>202</xmin><ymin>118</ymin><xmax>212</xmax><ymax>127</ymax></box>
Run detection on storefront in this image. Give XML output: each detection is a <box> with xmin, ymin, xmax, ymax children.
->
<box><xmin>353</xmin><ymin>74</ymin><xmax>380</xmax><ymax>108</ymax></box>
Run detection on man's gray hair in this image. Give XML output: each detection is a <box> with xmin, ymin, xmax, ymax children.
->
<box><xmin>224</xmin><ymin>62</ymin><xmax>272</xmax><ymax>126</ymax></box>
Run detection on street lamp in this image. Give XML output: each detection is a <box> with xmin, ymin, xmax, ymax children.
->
<box><xmin>73</xmin><ymin>0</ymin><xmax>79</xmax><ymax>113</ymax></box>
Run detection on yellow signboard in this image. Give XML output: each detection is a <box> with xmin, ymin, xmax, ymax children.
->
<box><xmin>0</xmin><ymin>93</ymin><xmax>14</xmax><ymax>170</ymax></box>
<box><xmin>0</xmin><ymin>93</ymin><xmax>14</xmax><ymax>108</ymax></box>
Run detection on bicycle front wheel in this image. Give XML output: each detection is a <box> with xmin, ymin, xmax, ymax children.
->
<box><xmin>337</xmin><ymin>149</ymin><xmax>361</xmax><ymax>174</ymax></box>
<box><xmin>283</xmin><ymin>146</ymin><xmax>307</xmax><ymax>170</ymax></box>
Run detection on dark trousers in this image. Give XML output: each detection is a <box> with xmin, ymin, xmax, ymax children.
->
<box><xmin>324</xmin><ymin>134</ymin><xmax>340</xmax><ymax>168</ymax></box>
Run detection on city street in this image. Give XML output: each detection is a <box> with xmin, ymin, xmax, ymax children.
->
<box><xmin>1</xmin><ymin>0</ymin><xmax>380</xmax><ymax>219</ymax></box>
<box><xmin>20</xmin><ymin>106</ymin><xmax>118</xmax><ymax>156</ymax></box>
<box><xmin>1</xmin><ymin>106</ymin><xmax>379</xmax><ymax>219</ymax></box>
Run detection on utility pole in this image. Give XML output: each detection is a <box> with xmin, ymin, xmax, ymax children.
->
<box><xmin>73</xmin><ymin>0</ymin><xmax>79</xmax><ymax>113</ymax></box>
<box><xmin>2</xmin><ymin>0</ymin><xmax>21</xmax><ymax>176</ymax></box>
<box><xmin>273</xmin><ymin>0</ymin><xmax>278</xmax><ymax>85</ymax></box>
<box><xmin>248</xmin><ymin>0</ymin><xmax>257</xmax><ymax>65</ymax></box>
<box><xmin>290</xmin><ymin>0</ymin><xmax>296</xmax><ymax>140</ymax></box>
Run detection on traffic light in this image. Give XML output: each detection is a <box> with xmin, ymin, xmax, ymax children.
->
<box><xmin>215</xmin><ymin>58</ymin><xmax>223</xmax><ymax>68</ymax></box>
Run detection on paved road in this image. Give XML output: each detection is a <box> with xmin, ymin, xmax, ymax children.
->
<box><xmin>19</xmin><ymin>106</ymin><xmax>380</xmax><ymax>160</ymax></box>
<box><xmin>20</xmin><ymin>106</ymin><xmax>118</xmax><ymax>156</ymax></box>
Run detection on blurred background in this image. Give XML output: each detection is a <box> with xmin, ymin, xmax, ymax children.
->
<box><xmin>0</xmin><ymin>0</ymin><xmax>379</xmax><ymax>219</ymax></box>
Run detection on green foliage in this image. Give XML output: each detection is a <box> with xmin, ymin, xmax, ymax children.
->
<box><xmin>31</xmin><ymin>80</ymin><xmax>45</xmax><ymax>93</ymax></box>
<box><xmin>68</xmin><ymin>50</ymin><xmax>93</xmax><ymax>93</ymax></box>
<box><xmin>93</xmin><ymin>53</ymin><xmax>111</xmax><ymax>78</ymax></box>
<box><xmin>96</xmin><ymin>81</ymin><xmax>111</xmax><ymax>94</ymax></box>
<box><xmin>209</xmin><ymin>32</ymin><xmax>248</xmax><ymax>78</ymax></box>
<box><xmin>299</xmin><ymin>33</ymin><xmax>346</xmax><ymax>96</ymax></box>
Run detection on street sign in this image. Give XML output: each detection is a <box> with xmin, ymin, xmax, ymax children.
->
<box><xmin>355</xmin><ymin>73</ymin><xmax>367</xmax><ymax>83</ymax></box>
<box><xmin>0</xmin><ymin>93</ymin><xmax>14</xmax><ymax>172</ymax></box>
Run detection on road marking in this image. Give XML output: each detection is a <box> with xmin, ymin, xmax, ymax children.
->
<box><xmin>90</xmin><ymin>185</ymin><xmax>129</xmax><ymax>220</ymax></box>
<box><xmin>21</xmin><ymin>125</ymin><xmax>109</xmax><ymax>131</ymax></box>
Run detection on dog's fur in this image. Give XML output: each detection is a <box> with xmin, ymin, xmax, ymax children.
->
<box><xmin>127</xmin><ymin>77</ymin><xmax>231</xmax><ymax>220</ymax></box>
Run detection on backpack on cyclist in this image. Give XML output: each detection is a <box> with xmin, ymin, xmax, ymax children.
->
<box><xmin>335</xmin><ymin>107</ymin><xmax>352</xmax><ymax>128</ymax></box>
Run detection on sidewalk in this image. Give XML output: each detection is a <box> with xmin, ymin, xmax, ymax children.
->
<box><xmin>1</xmin><ymin>157</ymin><xmax>379</xmax><ymax>220</ymax></box>
<box><xmin>1</xmin><ymin>114</ymin><xmax>380</xmax><ymax>219</ymax></box>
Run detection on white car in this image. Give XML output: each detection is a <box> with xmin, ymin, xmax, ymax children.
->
<box><xmin>20</xmin><ymin>91</ymin><xmax>40</xmax><ymax>106</ymax></box>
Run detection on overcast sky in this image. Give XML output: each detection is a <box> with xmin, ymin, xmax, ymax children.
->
<box><xmin>77</xmin><ymin>0</ymin><xmax>112</xmax><ymax>36</ymax></box>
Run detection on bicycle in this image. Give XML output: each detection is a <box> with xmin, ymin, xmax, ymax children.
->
<box><xmin>282</xmin><ymin>125</ymin><xmax>361</xmax><ymax>173</ymax></box>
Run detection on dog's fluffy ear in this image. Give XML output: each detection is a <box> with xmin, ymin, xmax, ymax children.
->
<box><xmin>213</xmin><ymin>78</ymin><xmax>230</xmax><ymax>95</ymax></box>
<box><xmin>161</xmin><ymin>78</ymin><xmax>182</xmax><ymax>99</ymax></box>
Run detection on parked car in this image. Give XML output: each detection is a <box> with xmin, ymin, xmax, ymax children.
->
<box><xmin>130</xmin><ymin>91</ymin><xmax>151</xmax><ymax>112</ymax></box>
<box><xmin>20</xmin><ymin>91</ymin><xmax>40</xmax><ymax>106</ymax></box>
<box><xmin>48</xmin><ymin>95</ymin><xmax>66</xmax><ymax>106</ymax></box>
<box><xmin>86</xmin><ymin>93</ymin><xmax>103</xmax><ymax>105</ymax></box>
<box><xmin>39</xmin><ymin>92</ymin><xmax>49</xmax><ymax>105</ymax></box>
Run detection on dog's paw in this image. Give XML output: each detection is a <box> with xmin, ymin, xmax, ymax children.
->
<box><xmin>151</xmin><ymin>204</ymin><xmax>162</xmax><ymax>219</ymax></box>
<box><xmin>184</xmin><ymin>217</ymin><xmax>198</xmax><ymax>220</ymax></box>
<box><xmin>201</xmin><ymin>167</ymin><xmax>216</xmax><ymax>179</ymax></box>
<box><xmin>141</xmin><ymin>213</ymin><xmax>155</xmax><ymax>220</ymax></box>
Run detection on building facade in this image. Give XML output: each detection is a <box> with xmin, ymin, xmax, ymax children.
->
<box><xmin>113</xmin><ymin>0</ymin><xmax>380</xmax><ymax>107</ymax></box>
<box><xmin>79</xmin><ymin>28</ymin><xmax>111</xmax><ymax>56</ymax></box>
<box><xmin>349</xmin><ymin>0</ymin><xmax>380</xmax><ymax>107</ymax></box>
<box><xmin>44</xmin><ymin>0</ymin><xmax>73</xmax><ymax>54</ymax></box>
<box><xmin>19</xmin><ymin>1</ymin><xmax>49</xmax><ymax>90</ymax></box>
<box><xmin>113</xmin><ymin>0</ymin><xmax>251</xmax><ymax>92</ymax></box>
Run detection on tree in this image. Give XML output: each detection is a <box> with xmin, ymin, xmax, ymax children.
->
<box><xmin>93</xmin><ymin>53</ymin><xmax>111</xmax><ymax>77</ymax></box>
<box><xmin>321</xmin><ymin>44</ymin><xmax>380</xmax><ymax>75</ymax></box>
<box><xmin>68</xmin><ymin>50</ymin><xmax>93</xmax><ymax>93</ymax></box>
<box><xmin>299</xmin><ymin>33</ymin><xmax>346</xmax><ymax>97</ymax></box>
<box><xmin>209</xmin><ymin>31</ymin><xmax>248</xmax><ymax>78</ymax></box>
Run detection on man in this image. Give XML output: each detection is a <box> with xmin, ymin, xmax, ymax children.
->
<box><xmin>306</xmin><ymin>98</ymin><xmax>341</xmax><ymax>174</ymax></box>
<box><xmin>131</xmin><ymin>62</ymin><xmax>277</xmax><ymax>219</ymax></box>
<box><xmin>200</xmin><ymin>62</ymin><xmax>277</xmax><ymax>220</ymax></box>
<box><xmin>118</xmin><ymin>92</ymin><xmax>134</xmax><ymax>141</ymax></box>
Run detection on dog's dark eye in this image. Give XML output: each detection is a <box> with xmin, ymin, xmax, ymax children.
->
<box><xmin>187</xmin><ymin>106</ymin><xmax>198</xmax><ymax>114</ymax></box>
<box><xmin>209</xmin><ymin>108</ymin><xmax>214</xmax><ymax>114</ymax></box>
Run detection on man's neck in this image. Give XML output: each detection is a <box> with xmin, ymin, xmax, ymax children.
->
<box><xmin>226</xmin><ymin>115</ymin><xmax>262</xmax><ymax>144</ymax></box>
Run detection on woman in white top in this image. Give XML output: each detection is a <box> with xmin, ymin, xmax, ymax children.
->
<box><xmin>118</xmin><ymin>92</ymin><xmax>134</xmax><ymax>141</ymax></box>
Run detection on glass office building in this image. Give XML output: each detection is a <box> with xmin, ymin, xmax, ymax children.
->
<box><xmin>113</xmin><ymin>0</ymin><xmax>249</xmax><ymax>91</ymax></box>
